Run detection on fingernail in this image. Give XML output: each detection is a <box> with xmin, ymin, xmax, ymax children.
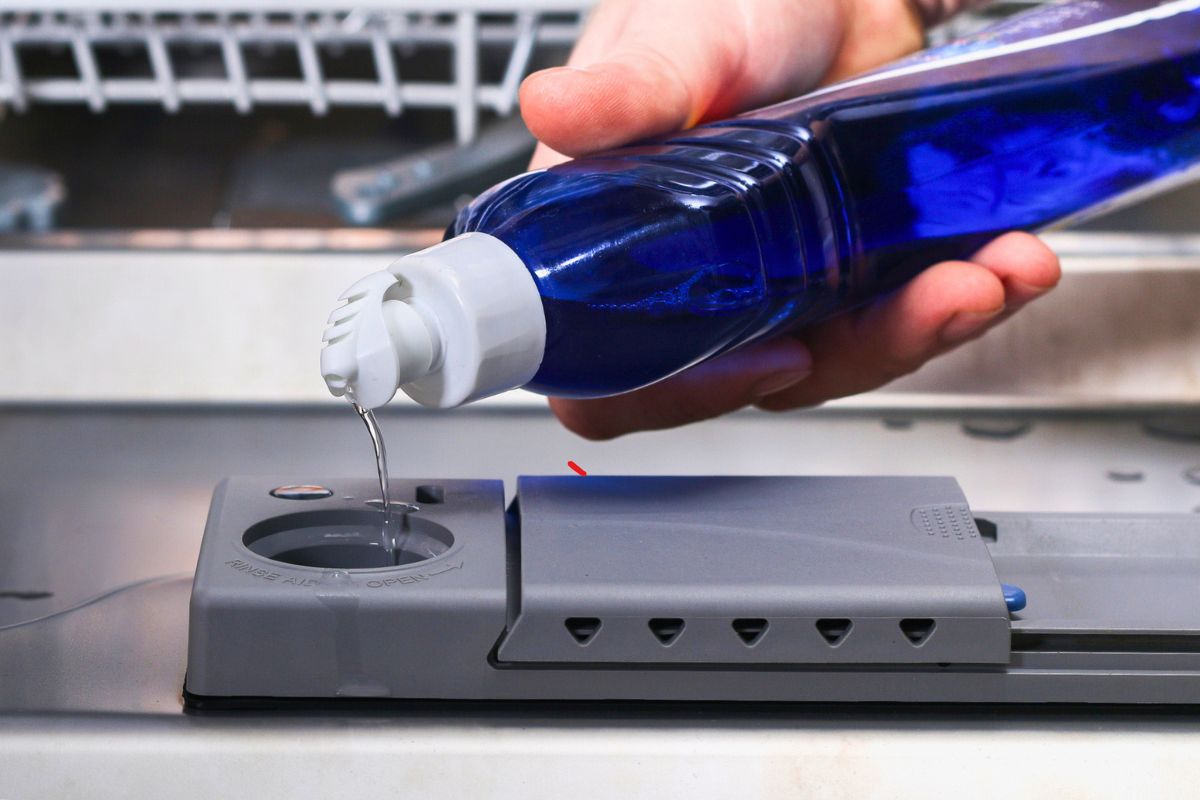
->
<box><xmin>751</xmin><ymin>369</ymin><xmax>811</xmax><ymax>399</ymax></box>
<box><xmin>939</xmin><ymin>306</ymin><xmax>1004</xmax><ymax>345</ymax></box>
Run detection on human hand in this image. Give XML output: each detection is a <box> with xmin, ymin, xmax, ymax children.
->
<box><xmin>519</xmin><ymin>0</ymin><xmax>1061</xmax><ymax>439</ymax></box>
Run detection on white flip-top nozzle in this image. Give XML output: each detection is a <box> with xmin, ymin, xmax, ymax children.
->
<box><xmin>321</xmin><ymin>232</ymin><xmax>547</xmax><ymax>409</ymax></box>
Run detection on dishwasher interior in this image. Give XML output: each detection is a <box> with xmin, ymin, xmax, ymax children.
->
<box><xmin>0</xmin><ymin>7</ymin><xmax>590</xmax><ymax>232</ymax></box>
<box><xmin>3</xmin><ymin>2</ymin><xmax>1200</xmax><ymax>794</ymax></box>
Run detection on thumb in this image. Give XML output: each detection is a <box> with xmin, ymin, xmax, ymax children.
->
<box><xmin>520</xmin><ymin>0</ymin><xmax>845</xmax><ymax>158</ymax></box>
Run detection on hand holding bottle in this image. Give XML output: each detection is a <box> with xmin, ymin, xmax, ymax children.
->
<box><xmin>520</xmin><ymin>0</ymin><xmax>1062</xmax><ymax>439</ymax></box>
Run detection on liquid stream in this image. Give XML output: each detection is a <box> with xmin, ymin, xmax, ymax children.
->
<box><xmin>352</xmin><ymin>402</ymin><xmax>395</xmax><ymax>563</ymax></box>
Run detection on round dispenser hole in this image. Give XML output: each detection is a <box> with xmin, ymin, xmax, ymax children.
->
<box><xmin>243</xmin><ymin>509</ymin><xmax>453</xmax><ymax>570</ymax></box>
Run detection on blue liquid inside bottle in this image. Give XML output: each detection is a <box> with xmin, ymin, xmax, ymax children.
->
<box><xmin>451</xmin><ymin>0</ymin><xmax>1200</xmax><ymax>399</ymax></box>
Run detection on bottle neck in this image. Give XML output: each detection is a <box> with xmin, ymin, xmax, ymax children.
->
<box><xmin>322</xmin><ymin>232</ymin><xmax>546</xmax><ymax>409</ymax></box>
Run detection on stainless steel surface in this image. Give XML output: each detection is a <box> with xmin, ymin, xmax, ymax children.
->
<box><xmin>3</xmin><ymin>0</ymin><xmax>1200</xmax><ymax>784</ymax></box>
<box><xmin>4</xmin><ymin>231</ymin><xmax>1200</xmax><ymax>407</ymax></box>
<box><xmin>4</xmin><ymin>706</ymin><xmax>1198</xmax><ymax>799</ymax></box>
<box><xmin>5</xmin><ymin>403</ymin><xmax>1200</xmax><ymax>627</ymax></box>
<box><xmin>0</xmin><ymin>226</ymin><xmax>442</xmax><ymax>250</ymax></box>
<box><xmin>2</xmin><ymin>404</ymin><xmax>1200</xmax><ymax>797</ymax></box>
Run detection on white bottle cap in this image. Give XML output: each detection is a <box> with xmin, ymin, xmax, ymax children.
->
<box><xmin>321</xmin><ymin>232</ymin><xmax>546</xmax><ymax>409</ymax></box>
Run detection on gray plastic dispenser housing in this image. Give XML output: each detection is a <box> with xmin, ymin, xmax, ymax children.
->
<box><xmin>187</xmin><ymin>475</ymin><xmax>1200</xmax><ymax>704</ymax></box>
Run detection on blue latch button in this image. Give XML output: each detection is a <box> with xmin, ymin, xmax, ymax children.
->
<box><xmin>1002</xmin><ymin>583</ymin><xmax>1027</xmax><ymax>613</ymax></box>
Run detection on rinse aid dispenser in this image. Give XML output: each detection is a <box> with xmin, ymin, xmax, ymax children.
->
<box><xmin>184</xmin><ymin>473</ymin><xmax>1200</xmax><ymax>705</ymax></box>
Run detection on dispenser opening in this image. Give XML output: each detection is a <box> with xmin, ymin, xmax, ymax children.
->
<box><xmin>242</xmin><ymin>509</ymin><xmax>453</xmax><ymax>569</ymax></box>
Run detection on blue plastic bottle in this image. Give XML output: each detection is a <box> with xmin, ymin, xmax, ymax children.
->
<box><xmin>324</xmin><ymin>0</ymin><xmax>1200</xmax><ymax>410</ymax></box>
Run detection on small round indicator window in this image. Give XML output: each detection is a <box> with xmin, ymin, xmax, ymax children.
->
<box><xmin>270</xmin><ymin>485</ymin><xmax>334</xmax><ymax>500</ymax></box>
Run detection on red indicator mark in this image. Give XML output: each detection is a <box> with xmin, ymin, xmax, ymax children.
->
<box><xmin>567</xmin><ymin>460</ymin><xmax>588</xmax><ymax>476</ymax></box>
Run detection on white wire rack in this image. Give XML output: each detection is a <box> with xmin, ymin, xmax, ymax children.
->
<box><xmin>0</xmin><ymin>1</ymin><xmax>1048</xmax><ymax>147</ymax></box>
<box><xmin>0</xmin><ymin>3</ymin><xmax>590</xmax><ymax>143</ymax></box>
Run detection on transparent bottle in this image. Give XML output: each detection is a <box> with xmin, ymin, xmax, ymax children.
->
<box><xmin>323</xmin><ymin>0</ymin><xmax>1200</xmax><ymax>409</ymax></box>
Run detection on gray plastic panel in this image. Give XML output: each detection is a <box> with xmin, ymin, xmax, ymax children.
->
<box><xmin>498</xmin><ymin>476</ymin><xmax>1010</xmax><ymax>665</ymax></box>
<box><xmin>183</xmin><ymin>475</ymin><xmax>1200</xmax><ymax>703</ymax></box>
<box><xmin>188</xmin><ymin>475</ymin><xmax>1013</xmax><ymax>702</ymax></box>
<box><xmin>984</xmin><ymin>511</ymin><xmax>1200</xmax><ymax>636</ymax></box>
<box><xmin>187</xmin><ymin>477</ymin><xmax>508</xmax><ymax>698</ymax></box>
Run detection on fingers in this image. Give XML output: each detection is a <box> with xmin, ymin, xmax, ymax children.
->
<box><xmin>823</xmin><ymin>0</ymin><xmax>927</xmax><ymax>84</ymax></box>
<box><xmin>519</xmin><ymin>0</ymin><xmax>846</xmax><ymax>159</ymax></box>
<box><xmin>969</xmin><ymin>231</ymin><xmax>1063</xmax><ymax>309</ymax></box>
<box><xmin>549</xmin><ymin>337</ymin><xmax>813</xmax><ymax>440</ymax></box>
<box><xmin>755</xmin><ymin>261</ymin><xmax>1005</xmax><ymax>411</ymax></box>
<box><xmin>525</xmin><ymin>0</ymin><xmax>1057</xmax><ymax>437</ymax></box>
<box><xmin>522</xmin><ymin>0</ymin><xmax>935</xmax><ymax>166</ymax></box>
<box><xmin>755</xmin><ymin>233</ymin><xmax>1060</xmax><ymax>411</ymax></box>
<box><xmin>550</xmin><ymin>234</ymin><xmax>1059</xmax><ymax>438</ymax></box>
